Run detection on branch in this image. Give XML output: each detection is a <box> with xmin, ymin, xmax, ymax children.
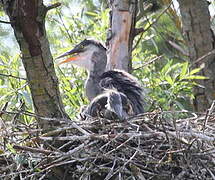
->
<box><xmin>203</xmin><ymin>100</ymin><xmax>215</xmax><ymax>134</ymax></box>
<box><xmin>192</xmin><ymin>49</ymin><xmax>215</xmax><ymax>65</ymax></box>
<box><xmin>132</xmin><ymin>29</ymin><xmax>144</xmax><ymax>51</ymax></box>
<box><xmin>0</xmin><ymin>73</ymin><xmax>27</xmax><ymax>80</ymax></box>
<box><xmin>167</xmin><ymin>40</ymin><xmax>189</xmax><ymax>56</ymax></box>
<box><xmin>136</xmin><ymin>0</ymin><xmax>145</xmax><ymax>21</ymax></box>
<box><xmin>46</xmin><ymin>2</ymin><xmax>61</xmax><ymax>12</ymax></box>
<box><xmin>134</xmin><ymin>27</ymin><xmax>145</xmax><ymax>36</ymax></box>
<box><xmin>140</xmin><ymin>1</ymin><xmax>173</xmax><ymax>32</ymax></box>
<box><xmin>0</xmin><ymin>19</ymin><xmax>13</xmax><ymax>24</ymax></box>
<box><xmin>132</xmin><ymin>55</ymin><xmax>163</xmax><ymax>71</ymax></box>
<box><xmin>133</xmin><ymin>1</ymin><xmax>173</xmax><ymax>50</ymax></box>
<box><xmin>13</xmin><ymin>145</ymin><xmax>55</xmax><ymax>155</ymax></box>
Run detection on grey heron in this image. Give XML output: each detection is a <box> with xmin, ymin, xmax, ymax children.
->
<box><xmin>57</xmin><ymin>39</ymin><xmax>144</xmax><ymax>120</ymax></box>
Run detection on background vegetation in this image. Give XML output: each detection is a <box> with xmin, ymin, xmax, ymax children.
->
<box><xmin>0</xmin><ymin>0</ymin><xmax>214</xmax><ymax>121</ymax></box>
<box><xmin>1</xmin><ymin>1</ymin><xmax>215</xmax><ymax>179</ymax></box>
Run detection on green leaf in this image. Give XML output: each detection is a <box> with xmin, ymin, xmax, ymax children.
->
<box><xmin>180</xmin><ymin>62</ymin><xmax>188</xmax><ymax>79</ymax></box>
<box><xmin>85</xmin><ymin>11</ymin><xmax>98</xmax><ymax>17</ymax></box>
<box><xmin>165</xmin><ymin>75</ymin><xmax>174</xmax><ymax>85</ymax></box>
<box><xmin>0</xmin><ymin>55</ymin><xmax>8</xmax><ymax>64</ymax></box>
<box><xmin>185</xmin><ymin>75</ymin><xmax>208</xmax><ymax>80</ymax></box>
<box><xmin>175</xmin><ymin>100</ymin><xmax>185</xmax><ymax>110</ymax></box>
<box><xmin>161</xmin><ymin>60</ymin><xmax>172</xmax><ymax>75</ymax></box>
<box><xmin>189</xmin><ymin>68</ymin><xmax>202</xmax><ymax>75</ymax></box>
<box><xmin>6</xmin><ymin>144</ymin><xmax>16</xmax><ymax>154</ymax></box>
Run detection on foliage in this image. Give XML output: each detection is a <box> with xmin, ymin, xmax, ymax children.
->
<box><xmin>132</xmin><ymin>2</ymin><xmax>202</xmax><ymax>111</ymax></box>
<box><xmin>0</xmin><ymin>1</ymin><xmax>214</xmax><ymax>179</ymax></box>
<box><xmin>0</xmin><ymin>0</ymin><xmax>213</xmax><ymax>120</ymax></box>
<box><xmin>132</xmin><ymin>43</ymin><xmax>207</xmax><ymax>111</ymax></box>
<box><xmin>45</xmin><ymin>1</ymin><xmax>109</xmax><ymax>118</ymax></box>
<box><xmin>143</xmin><ymin>60</ymin><xmax>205</xmax><ymax>111</ymax></box>
<box><xmin>0</xmin><ymin>0</ymin><xmax>109</xmax><ymax>119</ymax></box>
<box><xmin>0</xmin><ymin>53</ymin><xmax>34</xmax><ymax>123</ymax></box>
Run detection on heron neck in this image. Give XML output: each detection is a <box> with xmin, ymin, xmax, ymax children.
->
<box><xmin>85</xmin><ymin>50</ymin><xmax>107</xmax><ymax>100</ymax></box>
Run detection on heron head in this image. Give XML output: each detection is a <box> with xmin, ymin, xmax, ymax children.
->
<box><xmin>56</xmin><ymin>39</ymin><xmax>106</xmax><ymax>70</ymax></box>
<box><xmin>105</xmin><ymin>90</ymin><xmax>129</xmax><ymax>120</ymax></box>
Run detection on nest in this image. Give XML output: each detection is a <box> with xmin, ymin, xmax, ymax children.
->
<box><xmin>0</xmin><ymin>108</ymin><xmax>215</xmax><ymax>179</ymax></box>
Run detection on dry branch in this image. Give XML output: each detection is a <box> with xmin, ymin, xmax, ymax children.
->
<box><xmin>0</xmin><ymin>109</ymin><xmax>215</xmax><ymax>179</ymax></box>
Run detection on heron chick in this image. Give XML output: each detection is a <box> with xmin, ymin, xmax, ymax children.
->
<box><xmin>57</xmin><ymin>39</ymin><xmax>144</xmax><ymax>119</ymax></box>
<box><xmin>84</xmin><ymin>89</ymin><xmax>133</xmax><ymax>120</ymax></box>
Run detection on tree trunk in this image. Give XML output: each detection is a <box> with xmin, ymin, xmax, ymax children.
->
<box><xmin>106</xmin><ymin>0</ymin><xmax>137</xmax><ymax>72</ymax></box>
<box><xmin>178</xmin><ymin>0</ymin><xmax>215</xmax><ymax>112</ymax></box>
<box><xmin>3</xmin><ymin>0</ymin><xmax>69</xmax><ymax>129</ymax></box>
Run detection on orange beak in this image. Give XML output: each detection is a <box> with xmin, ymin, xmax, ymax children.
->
<box><xmin>56</xmin><ymin>46</ymin><xmax>84</xmax><ymax>65</ymax></box>
<box><xmin>58</xmin><ymin>56</ymin><xmax>78</xmax><ymax>65</ymax></box>
<box><xmin>56</xmin><ymin>43</ymin><xmax>85</xmax><ymax>65</ymax></box>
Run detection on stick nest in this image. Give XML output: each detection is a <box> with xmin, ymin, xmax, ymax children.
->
<box><xmin>0</xmin><ymin>110</ymin><xmax>215</xmax><ymax>179</ymax></box>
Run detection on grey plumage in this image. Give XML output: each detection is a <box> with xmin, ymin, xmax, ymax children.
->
<box><xmin>84</xmin><ymin>89</ymin><xmax>132</xmax><ymax>120</ymax></box>
<box><xmin>57</xmin><ymin>39</ymin><xmax>144</xmax><ymax>120</ymax></box>
<box><xmin>100</xmin><ymin>70</ymin><xmax>144</xmax><ymax>115</ymax></box>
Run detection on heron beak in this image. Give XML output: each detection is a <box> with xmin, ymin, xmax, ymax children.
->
<box><xmin>58</xmin><ymin>56</ymin><xmax>78</xmax><ymax>65</ymax></box>
<box><xmin>56</xmin><ymin>47</ymin><xmax>82</xmax><ymax>65</ymax></box>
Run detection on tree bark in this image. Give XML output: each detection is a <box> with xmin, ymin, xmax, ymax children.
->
<box><xmin>106</xmin><ymin>0</ymin><xmax>137</xmax><ymax>72</ymax></box>
<box><xmin>178</xmin><ymin>0</ymin><xmax>215</xmax><ymax>112</ymax></box>
<box><xmin>2</xmin><ymin>0</ymin><xmax>69</xmax><ymax>129</ymax></box>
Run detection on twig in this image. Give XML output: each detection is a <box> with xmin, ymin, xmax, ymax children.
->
<box><xmin>134</xmin><ymin>27</ymin><xmax>145</xmax><ymax>36</ymax></box>
<box><xmin>0</xmin><ymin>102</ymin><xmax>8</xmax><ymax>117</ymax></box>
<box><xmin>0</xmin><ymin>19</ymin><xmax>13</xmax><ymax>24</ymax></box>
<box><xmin>13</xmin><ymin>145</ymin><xmax>55</xmax><ymax>155</ymax></box>
<box><xmin>132</xmin><ymin>55</ymin><xmax>163</xmax><ymax>71</ymax></box>
<box><xmin>110</xmin><ymin>150</ymin><xmax>138</xmax><ymax>179</ymax></box>
<box><xmin>70</xmin><ymin>121</ymin><xmax>91</xmax><ymax>135</ymax></box>
<box><xmin>174</xmin><ymin>171</ymin><xmax>187</xmax><ymax>180</ymax></box>
<box><xmin>0</xmin><ymin>73</ymin><xmax>27</xmax><ymax>80</ymax></box>
<box><xmin>132</xmin><ymin>30</ymin><xmax>144</xmax><ymax>51</ymax></box>
<box><xmin>132</xmin><ymin>1</ymin><xmax>173</xmax><ymax>50</ymax></box>
<box><xmin>12</xmin><ymin>101</ymin><xmax>25</xmax><ymax>124</ymax></box>
<box><xmin>1</xmin><ymin>103</ymin><xmax>215</xmax><ymax>179</ymax></box>
<box><xmin>203</xmin><ymin>101</ymin><xmax>215</xmax><ymax>134</ymax></box>
<box><xmin>200</xmin><ymin>160</ymin><xmax>215</xmax><ymax>180</ymax></box>
<box><xmin>144</xmin><ymin>1</ymin><xmax>173</xmax><ymax>32</ymax></box>
<box><xmin>13</xmin><ymin>129</ymin><xmax>42</xmax><ymax>136</ymax></box>
<box><xmin>104</xmin><ymin>159</ymin><xmax>117</xmax><ymax>180</ymax></box>
<box><xmin>39</xmin><ymin>121</ymin><xmax>90</xmax><ymax>138</ymax></box>
<box><xmin>192</xmin><ymin>49</ymin><xmax>215</xmax><ymax>65</ymax></box>
<box><xmin>0</xmin><ymin>109</ymin><xmax>68</xmax><ymax>122</ymax></box>
<box><xmin>0</xmin><ymin>169</ymin><xmax>33</xmax><ymax>179</ymax></box>
<box><xmin>38</xmin><ymin>135</ymin><xmax>91</xmax><ymax>141</ymax></box>
<box><xmin>24</xmin><ymin>158</ymin><xmax>83</xmax><ymax>179</ymax></box>
<box><xmin>41</xmin><ymin>126</ymin><xmax>75</xmax><ymax>137</ymax></box>
<box><xmin>167</xmin><ymin>131</ymin><xmax>215</xmax><ymax>142</ymax></box>
<box><xmin>38</xmin><ymin>132</ymin><xmax>165</xmax><ymax>142</ymax></box>
<box><xmin>167</xmin><ymin>40</ymin><xmax>189</xmax><ymax>56</ymax></box>
<box><xmin>105</xmin><ymin>134</ymin><xmax>136</xmax><ymax>155</ymax></box>
<box><xmin>46</xmin><ymin>2</ymin><xmax>61</xmax><ymax>12</ymax></box>
<box><xmin>55</xmin><ymin>10</ymin><xmax>86</xmax><ymax>103</ymax></box>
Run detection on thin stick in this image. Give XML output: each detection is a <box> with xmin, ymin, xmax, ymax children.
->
<box><xmin>0</xmin><ymin>19</ymin><xmax>13</xmax><ymax>24</ymax></box>
<box><xmin>0</xmin><ymin>73</ymin><xmax>27</xmax><ymax>80</ymax></box>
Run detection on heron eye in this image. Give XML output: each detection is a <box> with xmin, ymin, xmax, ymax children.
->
<box><xmin>80</xmin><ymin>45</ymin><xmax>85</xmax><ymax>49</ymax></box>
